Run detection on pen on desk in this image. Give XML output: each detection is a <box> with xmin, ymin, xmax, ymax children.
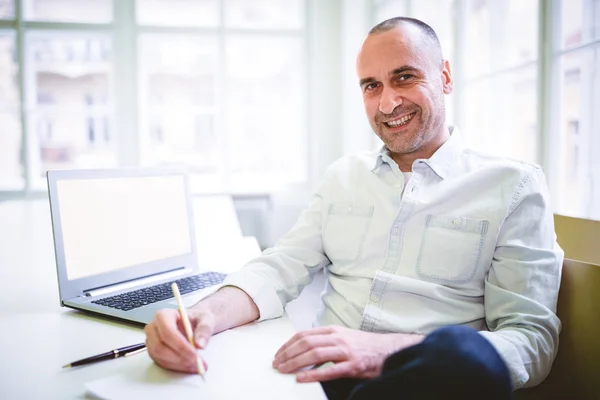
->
<box><xmin>171</xmin><ymin>282</ymin><xmax>206</xmax><ymax>379</ymax></box>
<box><xmin>62</xmin><ymin>343</ymin><xmax>147</xmax><ymax>368</ymax></box>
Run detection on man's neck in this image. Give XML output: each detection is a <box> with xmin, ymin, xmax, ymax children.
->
<box><xmin>390</xmin><ymin>126</ymin><xmax>450</xmax><ymax>172</ymax></box>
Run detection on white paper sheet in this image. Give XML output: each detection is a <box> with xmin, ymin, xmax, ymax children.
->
<box><xmin>85</xmin><ymin>329</ymin><xmax>327</xmax><ymax>400</ymax></box>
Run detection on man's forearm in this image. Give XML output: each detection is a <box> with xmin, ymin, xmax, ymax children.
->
<box><xmin>192</xmin><ymin>286</ymin><xmax>260</xmax><ymax>334</ymax></box>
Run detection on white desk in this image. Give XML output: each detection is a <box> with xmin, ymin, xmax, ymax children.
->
<box><xmin>0</xmin><ymin>200</ymin><xmax>326</xmax><ymax>399</ymax></box>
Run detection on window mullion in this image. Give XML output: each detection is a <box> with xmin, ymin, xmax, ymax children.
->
<box><xmin>453</xmin><ymin>0</ymin><xmax>467</xmax><ymax>135</ymax></box>
<box><xmin>538</xmin><ymin>0</ymin><xmax>561</xmax><ymax>208</ymax></box>
<box><xmin>15</xmin><ymin>0</ymin><xmax>31</xmax><ymax>194</ymax></box>
<box><xmin>405</xmin><ymin>0</ymin><xmax>413</xmax><ymax>16</ymax></box>
<box><xmin>113</xmin><ymin>0</ymin><xmax>139</xmax><ymax>166</ymax></box>
<box><xmin>0</xmin><ymin>20</ymin><xmax>15</xmax><ymax>28</ymax></box>
<box><xmin>218</xmin><ymin>0</ymin><xmax>229</xmax><ymax>191</ymax></box>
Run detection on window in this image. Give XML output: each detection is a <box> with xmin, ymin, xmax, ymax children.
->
<box><xmin>556</xmin><ymin>0</ymin><xmax>600</xmax><ymax>219</ymax></box>
<box><xmin>462</xmin><ymin>0</ymin><xmax>539</xmax><ymax>163</ymax></box>
<box><xmin>463</xmin><ymin>65</ymin><xmax>538</xmax><ymax>162</ymax></box>
<box><xmin>225</xmin><ymin>36</ymin><xmax>306</xmax><ymax>188</ymax></box>
<box><xmin>0</xmin><ymin>0</ymin><xmax>308</xmax><ymax>195</ymax></box>
<box><xmin>139</xmin><ymin>35</ymin><xmax>219</xmax><ymax>173</ymax></box>
<box><xmin>27</xmin><ymin>34</ymin><xmax>114</xmax><ymax>189</ymax></box>
<box><xmin>136</xmin><ymin>0</ymin><xmax>307</xmax><ymax>191</ymax></box>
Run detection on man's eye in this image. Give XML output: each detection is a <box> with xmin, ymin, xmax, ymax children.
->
<box><xmin>398</xmin><ymin>74</ymin><xmax>414</xmax><ymax>81</ymax></box>
<box><xmin>365</xmin><ymin>83</ymin><xmax>379</xmax><ymax>91</ymax></box>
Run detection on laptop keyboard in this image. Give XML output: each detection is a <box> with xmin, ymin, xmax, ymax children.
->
<box><xmin>91</xmin><ymin>271</ymin><xmax>227</xmax><ymax>312</ymax></box>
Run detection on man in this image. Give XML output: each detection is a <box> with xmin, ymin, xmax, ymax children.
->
<box><xmin>144</xmin><ymin>17</ymin><xmax>563</xmax><ymax>400</ymax></box>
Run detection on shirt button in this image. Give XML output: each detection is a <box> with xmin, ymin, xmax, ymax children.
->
<box><xmin>371</xmin><ymin>294</ymin><xmax>380</xmax><ymax>303</ymax></box>
<box><xmin>452</xmin><ymin>217</ymin><xmax>460</xmax><ymax>226</ymax></box>
<box><xmin>393</xmin><ymin>227</ymin><xmax>400</xmax><ymax>234</ymax></box>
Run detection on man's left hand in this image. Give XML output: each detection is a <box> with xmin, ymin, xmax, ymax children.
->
<box><xmin>272</xmin><ymin>325</ymin><xmax>423</xmax><ymax>382</ymax></box>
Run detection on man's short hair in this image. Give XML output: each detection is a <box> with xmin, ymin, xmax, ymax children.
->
<box><xmin>369</xmin><ymin>17</ymin><xmax>443</xmax><ymax>60</ymax></box>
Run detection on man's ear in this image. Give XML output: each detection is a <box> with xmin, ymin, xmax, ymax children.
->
<box><xmin>441</xmin><ymin>59</ymin><xmax>453</xmax><ymax>95</ymax></box>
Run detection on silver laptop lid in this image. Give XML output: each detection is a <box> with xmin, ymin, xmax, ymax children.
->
<box><xmin>47</xmin><ymin>167</ymin><xmax>199</xmax><ymax>302</ymax></box>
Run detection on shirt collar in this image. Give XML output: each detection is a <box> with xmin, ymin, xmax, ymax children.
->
<box><xmin>371</xmin><ymin>126</ymin><xmax>464</xmax><ymax>179</ymax></box>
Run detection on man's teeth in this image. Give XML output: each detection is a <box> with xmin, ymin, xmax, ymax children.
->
<box><xmin>386</xmin><ymin>113</ymin><xmax>415</xmax><ymax>127</ymax></box>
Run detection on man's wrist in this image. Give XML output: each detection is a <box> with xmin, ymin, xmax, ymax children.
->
<box><xmin>189</xmin><ymin>285</ymin><xmax>260</xmax><ymax>333</ymax></box>
<box><xmin>386</xmin><ymin>332</ymin><xmax>425</xmax><ymax>354</ymax></box>
<box><xmin>362</xmin><ymin>331</ymin><xmax>425</xmax><ymax>376</ymax></box>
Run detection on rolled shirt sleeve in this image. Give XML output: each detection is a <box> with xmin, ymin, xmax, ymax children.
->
<box><xmin>222</xmin><ymin>186</ymin><xmax>331</xmax><ymax>321</ymax></box>
<box><xmin>479</xmin><ymin>166</ymin><xmax>563</xmax><ymax>389</ymax></box>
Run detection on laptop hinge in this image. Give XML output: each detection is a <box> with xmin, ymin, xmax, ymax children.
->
<box><xmin>83</xmin><ymin>267</ymin><xmax>191</xmax><ymax>298</ymax></box>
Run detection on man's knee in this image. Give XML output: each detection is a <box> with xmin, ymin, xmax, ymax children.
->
<box><xmin>369</xmin><ymin>325</ymin><xmax>513</xmax><ymax>399</ymax></box>
<box><xmin>423</xmin><ymin>325</ymin><xmax>511</xmax><ymax>381</ymax></box>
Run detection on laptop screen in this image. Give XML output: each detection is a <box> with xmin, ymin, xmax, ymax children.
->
<box><xmin>55</xmin><ymin>175</ymin><xmax>192</xmax><ymax>280</ymax></box>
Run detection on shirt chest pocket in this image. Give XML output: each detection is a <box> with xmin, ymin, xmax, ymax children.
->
<box><xmin>323</xmin><ymin>203</ymin><xmax>374</xmax><ymax>262</ymax></box>
<box><xmin>416</xmin><ymin>214</ymin><xmax>489</xmax><ymax>284</ymax></box>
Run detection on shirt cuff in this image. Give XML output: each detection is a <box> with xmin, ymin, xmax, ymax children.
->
<box><xmin>221</xmin><ymin>269</ymin><xmax>284</xmax><ymax>322</ymax></box>
<box><xmin>478</xmin><ymin>330</ymin><xmax>528</xmax><ymax>389</ymax></box>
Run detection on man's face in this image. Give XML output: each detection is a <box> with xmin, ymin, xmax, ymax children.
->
<box><xmin>357</xmin><ymin>26</ymin><xmax>453</xmax><ymax>155</ymax></box>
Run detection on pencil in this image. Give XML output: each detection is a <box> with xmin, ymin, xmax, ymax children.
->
<box><xmin>171</xmin><ymin>282</ymin><xmax>206</xmax><ymax>379</ymax></box>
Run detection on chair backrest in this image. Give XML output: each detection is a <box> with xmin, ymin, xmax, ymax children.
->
<box><xmin>516</xmin><ymin>258</ymin><xmax>600</xmax><ymax>400</ymax></box>
<box><xmin>554</xmin><ymin>214</ymin><xmax>600</xmax><ymax>265</ymax></box>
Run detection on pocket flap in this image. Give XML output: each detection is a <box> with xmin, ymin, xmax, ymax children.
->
<box><xmin>425</xmin><ymin>214</ymin><xmax>489</xmax><ymax>235</ymax></box>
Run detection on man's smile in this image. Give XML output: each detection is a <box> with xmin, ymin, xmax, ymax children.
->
<box><xmin>383</xmin><ymin>111</ymin><xmax>417</xmax><ymax>128</ymax></box>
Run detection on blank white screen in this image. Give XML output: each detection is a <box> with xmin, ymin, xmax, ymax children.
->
<box><xmin>57</xmin><ymin>175</ymin><xmax>192</xmax><ymax>280</ymax></box>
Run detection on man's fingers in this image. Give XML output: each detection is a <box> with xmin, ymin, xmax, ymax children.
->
<box><xmin>160</xmin><ymin>354</ymin><xmax>208</xmax><ymax>374</ymax></box>
<box><xmin>296</xmin><ymin>362</ymin><xmax>354</xmax><ymax>383</ymax></box>
<box><xmin>273</xmin><ymin>334</ymin><xmax>338</xmax><ymax>367</ymax></box>
<box><xmin>191</xmin><ymin>312</ymin><xmax>215</xmax><ymax>349</ymax></box>
<box><xmin>146</xmin><ymin>334</ymin><xmax>196</xmax><ymax>372</ymax></box>
<box><xmin>145</xmin><ymin>322</ymin><xmax>198</xmax><ymax>373</ymax></box>
<box><xmin>274</xmin><ymin>326</ymin><xmax>339</xmax><ymax>359</ymax></box>
<box><xmin>154</xmin><ymin>309</ymin><xmax>196</xmax><ymax>358</ymax></box>
<box><xmin>145</xmin><ymin>308</ymin><xmax>216</xmax><ymax>375</ymax></box>
<box><xmin>276</xmin><ymin>346</ymin><xmax>348</xmax><ymax>374</ymax></box>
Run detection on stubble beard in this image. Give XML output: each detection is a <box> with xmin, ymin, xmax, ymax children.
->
<box><xmin>379</xmin><ymin>99</ymin><xmax>446</xmax><ymax>155</ymax></box>
<box><xmin>375</xmin><ymin>112</ymin><xmax>425</xmax><ymax>155</ymax></box>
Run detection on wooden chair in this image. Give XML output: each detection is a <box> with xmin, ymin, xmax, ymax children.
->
<box><xmin>553</xmin><ymin>214</ymin><xmax>600</xmax><ymax>265</ymax></box>
<box><xmin>516</xmin><ymin>258</ymin><xmax>600</xmax><ymax>399</ymax></box>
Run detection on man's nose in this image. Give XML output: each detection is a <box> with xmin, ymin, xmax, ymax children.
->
<box><xmin>379</xmin><ymin>86</ymin><xmax>402</xmax><ymax>115</ymax></box>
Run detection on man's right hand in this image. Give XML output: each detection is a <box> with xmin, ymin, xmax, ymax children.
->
<box><xmin>145</xmin><ymin>286</ymin><xmax>260</xmax><ymax>373</ymax></box>
<box><xmin>144</xmin><ymin>307</ymin><xmax>215</xmax><ymax>373</ymax></box>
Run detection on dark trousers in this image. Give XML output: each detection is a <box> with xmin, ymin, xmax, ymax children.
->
<box><xmin>321</xmin><ymin>325</ymin><xmax>513</xmax><ymax>400</ymax></box>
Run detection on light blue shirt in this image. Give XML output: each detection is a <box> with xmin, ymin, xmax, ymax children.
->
<box><xmin>223</xmin><ymin>127</ymin><xmax>563</xmax><ymax>389</ymax></box>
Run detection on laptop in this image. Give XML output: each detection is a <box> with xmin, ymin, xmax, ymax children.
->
<box><xmin>47</xmin><ymin>166</ymin><xmax>226</xmax><ymax>325</ymax></box>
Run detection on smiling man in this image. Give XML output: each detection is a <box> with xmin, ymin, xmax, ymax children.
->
<box><xmin>144</xmin><ymin>17</ymin><xmax>562</xmax><ymax>400</ymax></box>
